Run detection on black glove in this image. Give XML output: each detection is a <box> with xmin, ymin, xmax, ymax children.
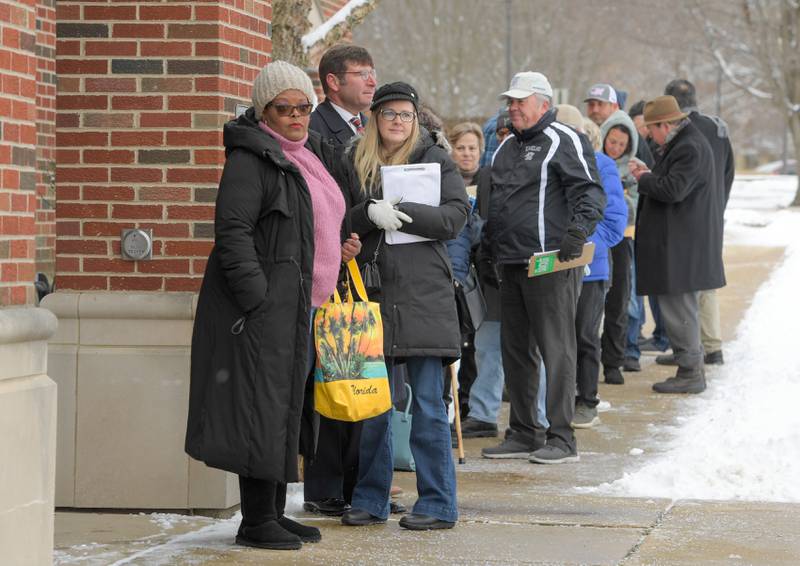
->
<box><xmin>477</xmin><ymin>257</ymin><xmax>500</xmax><ymax>289</ymax></box>
<box><xmin>557</xmin><ymin>228</ymin><xmax>586</xmax><ymax>262</ymax></box>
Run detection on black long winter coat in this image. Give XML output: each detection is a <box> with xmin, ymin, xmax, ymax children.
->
<box><xmin>346</xmin><ymin>131</ymin><xmax>469</xmax><ymax>360</ymax></box>
<box><xmin>185</xmin><ymin>108</ymin><xmax>350</xmax><ymax>482</ymax></box>
<box><xmin>635</xmin><ymin>120</ymin><xmax>725</xmax><ymax>296</ymax></box>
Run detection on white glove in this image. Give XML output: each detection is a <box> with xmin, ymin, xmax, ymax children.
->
<box><xmin>367</xmin><ymin>196</ymin><xmax>413</xmax><ymax>231</ymax></box>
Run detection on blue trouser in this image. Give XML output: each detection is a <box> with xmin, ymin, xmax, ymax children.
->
<box><xmin>351</xmin><ymin>356</ymin><xmax>458</xmax><ymax>522</ymax></box>
<box><xmin>625</xmin><ymin>245</ymin><xmax>645</xmax><ymax>360</ymax></box>
<box><xmin>468</xmin><ymin>321</ymin><xmax>504</xmax><ymax>424</ymax></box>
<box><xmin>470</xmin><ymin>320</ymin><xmax>549</xmax><ymax>428</ymax></box>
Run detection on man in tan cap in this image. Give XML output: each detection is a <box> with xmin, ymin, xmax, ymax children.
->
<box><xmin>629</xmin><ymin>95</ymin><xmax>725</xmax><ymax>394</ymax></box>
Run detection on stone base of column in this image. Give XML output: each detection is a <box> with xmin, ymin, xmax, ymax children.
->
<box><xmin>0</xmin><ymin>307</ymin><xmax>58</xmax><ymax>565</ymax></box>
<box><xmin>41</xmin><ymin>292</ymin><xmax>239</xmax><ymax>511</ymax></box>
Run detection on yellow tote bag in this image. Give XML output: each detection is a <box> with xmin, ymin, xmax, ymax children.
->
<box><xmin>313</xmin><ymin>259</ymin><xmax>391</xmax><ymax>422</ymax></box>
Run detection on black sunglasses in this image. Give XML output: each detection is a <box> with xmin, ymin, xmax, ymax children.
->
<box><xmin>269</xmin><ymin>102</ymin><xmax>313</xmax><ymax>117</ymax></box>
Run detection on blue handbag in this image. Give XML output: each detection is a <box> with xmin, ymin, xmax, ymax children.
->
<box><xmin>392</xmin><ymin>383</ymin><xmax>416</xmax><ymax>472</ymax></box>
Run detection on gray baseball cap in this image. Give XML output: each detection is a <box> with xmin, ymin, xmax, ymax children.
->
<box><xmin>500</xmin><ymin>72</ymin><xmax>553</xmax><ymax>100</ymax></box>
<box><xmin>584</xmin><ymin>83</ymin><xmax>618</xmax><ymax>104</ymax></box>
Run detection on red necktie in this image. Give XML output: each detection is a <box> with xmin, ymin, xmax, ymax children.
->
<box><xmin>350</xmin><ymin>116</ymin><xmax>365</xmax><ymax>135</ymax></box>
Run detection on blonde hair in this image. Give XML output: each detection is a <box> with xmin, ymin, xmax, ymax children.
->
<box><xmin>448</xmin><ymin>122</ymin><xmax>485</xmax><ymax>154</ymax></box>
<box><xmin>582</xmin><ymin>118</ymin><xmax>602</xmax><ymax>152</ymax></box>
<box><xmin>353</xmin><ymin>105</ymin><xmax>420</xmax><ymax>195</ymax></box>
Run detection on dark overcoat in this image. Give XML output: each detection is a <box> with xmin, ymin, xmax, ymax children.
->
<box><xmin>635</xmin><ymin>121</ymin><xmax>726</xmax><ymax>296</ymax></box>
<box><xmin>346</xmin><ymin>131</ymin><xmax>470</xmax><ymax>360</ymax></box>
<box><xmin>185</xmin><ymin>108</ymin><xmax>350</xmax><ymax>482</ymax></box>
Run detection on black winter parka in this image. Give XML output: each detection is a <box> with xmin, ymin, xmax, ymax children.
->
<box><xmin>185</xmin><ymin>108</ymin><xmax>350</xmax><ymax>482</ymax></box>
<box><xmin>346</xmin><ymin>131</ymin><xmax>469</xmax><ymax>360</ymax></box>
<box><xmin>635</xmin><ymin>120</ymin><xmax>725</xmax><ymax>296</ymax></box>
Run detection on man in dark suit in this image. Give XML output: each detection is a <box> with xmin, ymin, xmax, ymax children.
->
<box><xmin>310</xmin><ymin>44</ymin><xmax>376</xmax><ymax>146</ymax></box>
<box><xmin>304</xmin><ymin>43</ymin><xmax>376</xmax><ymax>517</ymax></box>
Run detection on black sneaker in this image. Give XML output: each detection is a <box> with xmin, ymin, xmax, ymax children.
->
<box><xmin>640</xmin><ymin>338</ymin><xmax>669</xmax><ymax>352</ymax></box>
<box><xmin>457</xmin><ymin>417</ymin><xmax>499</xmax><ymax>438</ymax></box>
<box><xmin>481</xmin><ymin>436</ymin><xmax>538</xmax><ymax>459</ymax></box>
<box><xmin>399</xmin><ymin>513</ymin><xmax>455</xmax><ymax>530</ymax></box>
<box><xmin>655</xmin><ymin>353</ymin><xmax>678</xmax><ymax>366</ymax></box>
<box><xmin>623</xmin><ymin>357</ymin><xmax>641</xmax><ymax>372</ymax></box>
<box><xmin>704</xmin><ymin>350</ymin><xmax>724</xmax><ymax>365</ymax></box>
<box><xmin>529</xmin><ymin>444</ymin><xmax>579</xmax><ymax>464</ymax></box>
<box><xmin>341</xmin><ymin>508</ymin><xmax>386</xmax><ymax>526</ymax></box>
<box><xmin>603</xmin><ymin>367</ymin><xmax>624</xmax><ymax>384</ymax></box>
<box><xmin>303</xmin><ymin>498</ymin><xmax>349</xmax><ymax>517</ymax></box>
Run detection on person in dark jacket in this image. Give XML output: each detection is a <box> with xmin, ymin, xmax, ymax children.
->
<box><xmin>446</xmin><ymin>121</ymin><xmax>485</xmax><ymax>420</ymax></box>
<box><xmin>628</xmin><ymin>99</ymin><xmax>670</xmax><ymax>355</ymax></box>
<box><xmin>585</xmin><ymin>83</ymin><xmax>654</xmax><ymax>168</ymax></box>
<box><xmin>629</xmin><ymin>95</ymin><xmax>724</xmax><ymax>394</ymax></box>
<box><xmin>462</xmin><ymin>112</ymin><xmax>514</xmax><ymax>438</ymax></box>
<box><xmin>303</xmin><ymin>43</ymin><xmax>376</xmax><ymax>520</ymax></box>
<box><xmin>599</xmin><ymin>109</ymin><xmax>641</xmax><ymax>383</ymax></box>
<box><xmin>341</xmin><ymin>82</ymin><xmax>469</xmax><ymax>531</ymax></box>
<box><xmin>657</xmin><ymin>79</ymin><xmax>734</xmax><ymax>367</ymax></box>
<box><xmin>481</xmin><ymin>72</ymin><xmax>605</xmax><ymax>464</ymax></box>
<box><xmin>555</xmin><ymin>106</ymin><xmax>627</xmax><ymax>427</ymax></box>
<box><xmin>185</xmin><ymin>61</ymin><xmax>360</xmax><ymax>551</ymax></box>
<box><xmin>309</xmin><ymin>44</ymin><xmax>376</xmax><ymax>145</ymax></box>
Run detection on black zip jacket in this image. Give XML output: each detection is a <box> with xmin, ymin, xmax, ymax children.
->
<box><xmin>483</xmin><ymin>109</ymin><xmax>606</xmax><ymax>264</ymax></box>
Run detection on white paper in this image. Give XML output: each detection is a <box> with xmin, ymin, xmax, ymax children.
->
<box><xmin>380</xmin><ymin>163</ymin><xmax>441</xmax><ymax>245</ymax></box>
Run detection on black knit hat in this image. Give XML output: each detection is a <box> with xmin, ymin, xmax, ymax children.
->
<box><xmin>370</xmin><ymin>81</ymin><xmax>419</xmax><ymax>111</ymax></box>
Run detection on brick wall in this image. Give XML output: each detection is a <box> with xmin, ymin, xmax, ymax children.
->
<box><xmin>1</xmin><ymin>0</ymin><xmax>50</xmax><ymax>306</ymax></box>
<box><xmin>54</xmin><ymin>1</ymin><xmax>271</xmax><ymax>293</ymax></box>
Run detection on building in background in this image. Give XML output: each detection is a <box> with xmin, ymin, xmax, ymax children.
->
<box><xmin>0</xmin><ymin>3</ymin><xmax>377</xmax><ymax>562</ymax></box>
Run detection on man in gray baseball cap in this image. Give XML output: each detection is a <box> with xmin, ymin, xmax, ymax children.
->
<box><xmin>481</xmin><ymin>71</ymin><xmax>606</xmax><ymax>464</ymax></box>
<box><xmin>584</xmin><ymin>83</ymin><xmax>619</xmax><ymax>126</ymax></box>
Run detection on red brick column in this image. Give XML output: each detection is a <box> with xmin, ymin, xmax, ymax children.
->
<box><xmin>0</xmin><ymin>0</ymin><xmax>42</xmax><ymax>306</ymax></box>
<box><xmin>55</xmin><ymin>1</ymin><xmax>271</xmax><ymax>293</ymax></box>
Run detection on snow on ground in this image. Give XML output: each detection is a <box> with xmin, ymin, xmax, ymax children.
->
<box><xmin>591</xmin><ymin>175</ymin><xmax>800</xmax><ymax>503</ymax></box>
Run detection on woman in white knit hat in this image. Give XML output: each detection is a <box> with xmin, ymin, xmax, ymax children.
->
<box><xmin>185</xmin><ymin>60</ymin><xmax>360</xmax><ymax>551</ymax></box>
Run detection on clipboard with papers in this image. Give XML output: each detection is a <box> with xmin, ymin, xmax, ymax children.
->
<box><xmin>380</xmin><ymin>163</ymin><xmax>441</xmax><ymax>245</ymax></box>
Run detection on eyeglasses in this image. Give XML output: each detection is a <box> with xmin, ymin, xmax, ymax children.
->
<box><xmin>268</xmin><ymin>102</ymin><xmax>313</xmax><ymax>117</ymax></box>
<box><xmin>378</xmin><ymin>109</ymin><xmax>416</xmax><ymax>122</ymax></box>
<box><xmin>340</xmin><ymin>69</ymin><xmax>377</xmax><ymax>81</ymax></box>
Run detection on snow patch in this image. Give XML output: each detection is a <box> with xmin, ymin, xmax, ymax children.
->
<box><xmin>629</xmin><ymin>448</ymin><xmax>644</xmax><ymax>456</ymax></box>
<box><xmin>591</xmin><ymin>177</ymin><xmax>800</xmax><ymax>502</ymax></box>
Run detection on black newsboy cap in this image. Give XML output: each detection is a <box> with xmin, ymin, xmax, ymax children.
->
<box><xmin>370</xmin><ymin>81</ymin><xmax>419</xmax><ymax>111</ymax></box>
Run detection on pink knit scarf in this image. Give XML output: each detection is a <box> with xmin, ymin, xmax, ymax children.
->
<box><xmin>259</xmin><ymin>121</ymin><xmax>345</xmax><ymax>306</ymax></box>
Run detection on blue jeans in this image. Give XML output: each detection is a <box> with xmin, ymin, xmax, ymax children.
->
<box><xmin>468</xmin><ymin>321</ymin><xmax>504</xmax><ymax>424</ymax></box>
<box><xmin>351</xmin><ymin>356</ymin><xmax>458</xmax><ymax>522</ymax></box>
<box><xmin>536</xmin><ymin>360</ymin><xmax>550</xmax><ymax>429</ymax></box>
<box><xmin>470</xmin><ymin>321</ymin><xmax>549</xmax><ymax>429</ymax></box>
<box><xmin>625</xmin><ymin>250</ymin><xmax>645</xmax><ymax>360</ymax></box>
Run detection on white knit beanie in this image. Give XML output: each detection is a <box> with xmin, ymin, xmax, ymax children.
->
<box><xmin>251</xmin><ymin>60</ymin><xmax>316</xmax><ymax>114</ymax></box>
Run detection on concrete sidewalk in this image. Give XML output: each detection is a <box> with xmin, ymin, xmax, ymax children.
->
<box><xmin>54</xmin><ymin>245</ymin><xmax>800</xmax><ymax>565</ymax></box>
